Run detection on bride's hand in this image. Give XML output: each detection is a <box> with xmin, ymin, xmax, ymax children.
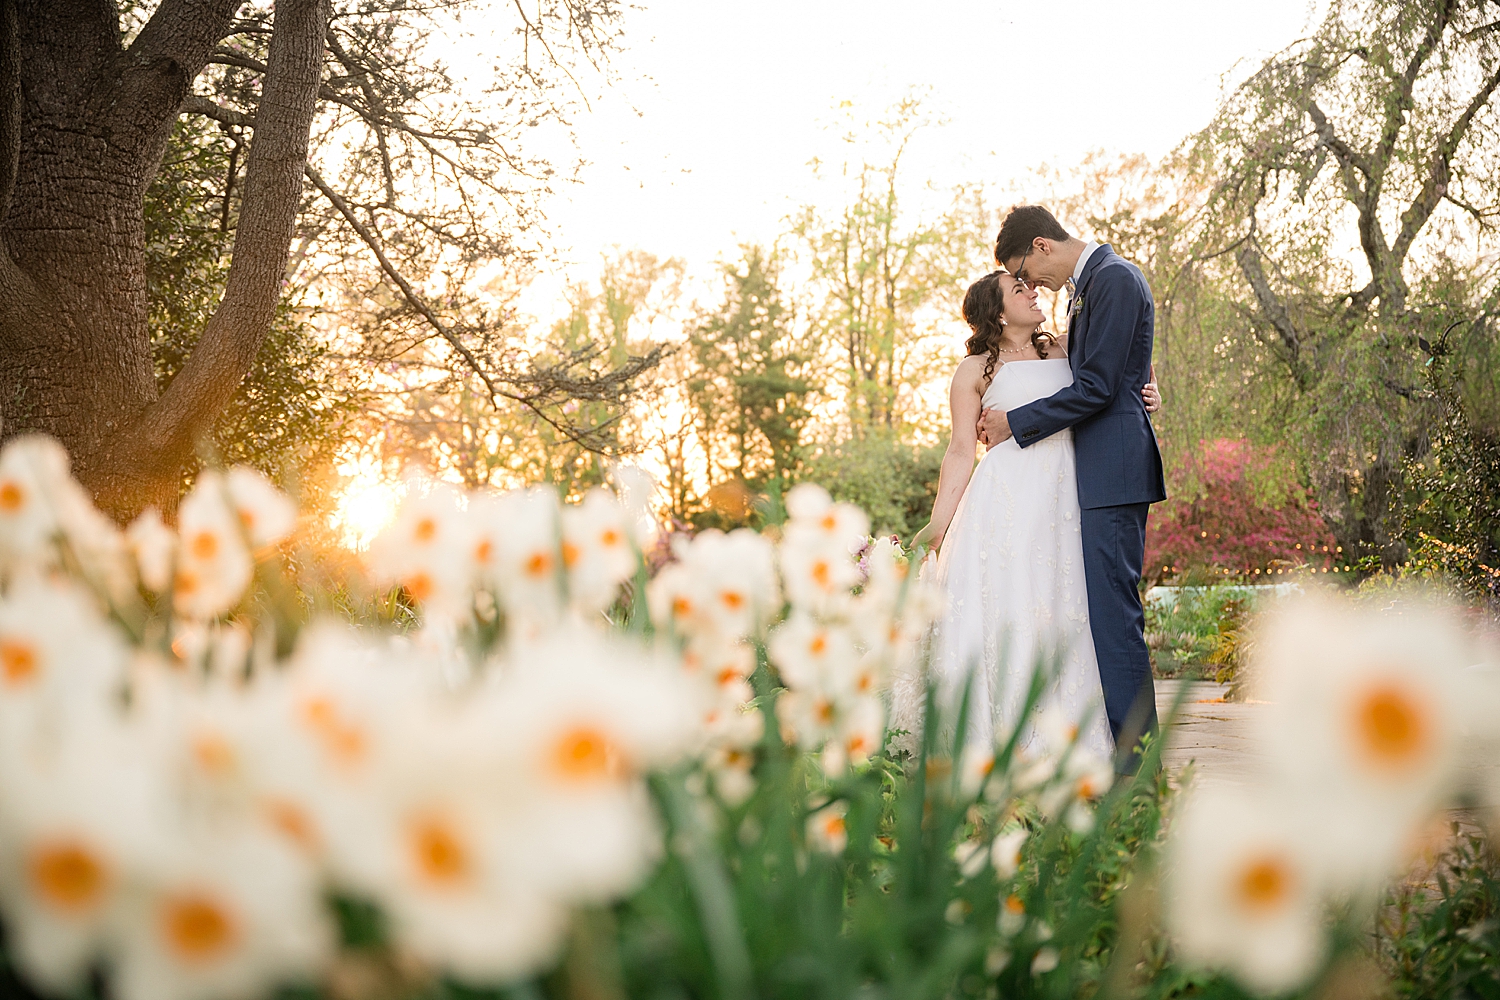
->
<box><xmin>1142</xmin><ymin>380</ymin><xmax>1161</xmax><ymax>413</ymax></box>
<box><xmin>912</xmin><ymin>523</ymin><xmax>943</xmax><ymax>552</ymax></box>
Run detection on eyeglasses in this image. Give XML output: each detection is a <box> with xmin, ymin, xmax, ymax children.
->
<box><xmin>1012</xmin><ymin>246</ymin><xmax>1035</xmax><ymax>291</ymax></box>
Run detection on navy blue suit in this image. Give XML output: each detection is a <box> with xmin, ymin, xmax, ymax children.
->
<box><xmin>1007</xmin><ymin>245</ymin><xmax>1167</xmax><ymax>771</ymax></box>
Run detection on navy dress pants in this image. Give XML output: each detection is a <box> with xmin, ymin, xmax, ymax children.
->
<box><xmin>1078</xmin><ymin>502</ymin><xmax>1157</xmax><ymax>773</ymax></box>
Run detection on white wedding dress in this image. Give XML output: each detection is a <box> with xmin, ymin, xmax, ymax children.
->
<box><xmin>892</xmin><ymin>358</ymin><xmax>1114</xmax><ymax>758</ymax></box>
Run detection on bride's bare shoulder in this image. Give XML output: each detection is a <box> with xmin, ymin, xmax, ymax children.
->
<box><xmin>953</xmin><ymin>354</ymin><xmax>989</xmax><ymax>390</ymax></box>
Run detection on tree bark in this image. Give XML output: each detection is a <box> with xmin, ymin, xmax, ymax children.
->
<box><xmin>0</xmin><ymin>0</ymin><xmax>327</xmax><ymax>517</ymax></box>
<box><xmin>95</xmin><ymin>0</ymin><xmax>329</xmax><ymax>512</ymax></box>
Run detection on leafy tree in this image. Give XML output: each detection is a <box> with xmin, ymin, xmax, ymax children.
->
<box><xmin>1402</xmin><ymin>318</ymin><xmax>1500</xmax><ymax>606</ymax></box>
<box><xmin>1144</xmin><ymin>438</ymin><xmax>1338</xmax><ymax>584</ymax></box>
<box><xmin>801</xmin><ymin>431</ymin><xmax>943</xmax><ymax>538</ymax></box>
<box><xmin>792</xmin><ymin>97</ymin><xmax>984</xmax><ymax>435</ymax></box>
<box><xmin>686</xmin><ymin>246</ymin><xmax>813</xmax><ymax>488</ymax></box>
<box><xmin>1175</xmin><ymin>0</ymin><xmax>1500</xmax><ymax>567</ymax></box>
<box><xmin>0</xmin><ymin>0</ymin><xmax>631</xmax><ymax>514</ymax></box>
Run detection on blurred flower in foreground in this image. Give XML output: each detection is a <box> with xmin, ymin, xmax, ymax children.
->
<box><xmin>1249</xmin><ymin>591</ymin><xmax>1486</xmax><ymax>888</ymax></box>
<box><xmin>1166</xmin><ymin>785</ymin><xmax>1326</xmax><ymax>995</ymax></box>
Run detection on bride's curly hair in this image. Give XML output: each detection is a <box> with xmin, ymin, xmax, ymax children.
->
<box><xmin>962</xmin><ymin>270</ymin><xmax>1056</xmax><ymax>387</ymax></box>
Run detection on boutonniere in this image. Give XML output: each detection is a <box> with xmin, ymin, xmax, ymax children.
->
<box><xmin>1067</xmin><ymin>290</ymin><xmax>1086</xmax><ymax>325</ymax></box>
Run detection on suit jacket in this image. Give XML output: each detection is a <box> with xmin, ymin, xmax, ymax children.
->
<box><xmin>1006</xmin><ymin>244</ymin><xmax>1167</xmax><ymax>510</ymax></box>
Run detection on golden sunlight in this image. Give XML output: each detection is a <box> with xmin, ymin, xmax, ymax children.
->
<box><xmin>330</xmin><ymin>452</ymin><xmax>405</xmax><ymax>551</ymax></box>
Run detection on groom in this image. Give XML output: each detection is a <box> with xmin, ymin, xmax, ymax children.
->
<box><xmin>977</xmin><ymin>206</ymin><xmax>1167</xmax><ymax>773</ymax></box>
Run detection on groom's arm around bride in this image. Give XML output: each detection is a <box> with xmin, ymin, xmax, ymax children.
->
<box><xmin>980</xmin><ymin>206</ymin><xmax>1167</xmax><ymax>774</ymax></box>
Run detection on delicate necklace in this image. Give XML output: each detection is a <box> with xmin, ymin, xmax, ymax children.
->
<box><xmin>995</xmin><ymin>343</ymin><xmax>1032</xmax><ymax>354</ymax></box>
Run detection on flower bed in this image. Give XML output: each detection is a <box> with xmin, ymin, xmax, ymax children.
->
<box><xmin>0</xmin><ymin>436</ymin><xmax>1497</xmax><ymax>1000</ymax></box>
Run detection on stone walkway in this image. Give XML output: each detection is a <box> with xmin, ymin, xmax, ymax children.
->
<box><xmin>1155</xmin><ymin>678</ymin><xmax>1500</xmax><ymax>804</ymax></box>
<box><xmin>1155</xmin><ymin>679</ymin><xmax>1264</xmax><ymax>788</ymax></box>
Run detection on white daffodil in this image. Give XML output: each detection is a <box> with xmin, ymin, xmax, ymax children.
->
<box><xmin>778</xmin><ymin>537</ymin><xmax>862</xmax><ymax>617</ymax></box>
<box><xmin>706</xmin><ymin>742</ymin><xmax>758</xmax><ymax>806</ymax></box>
<box><xmin>174</xmin><ymin>474</ymin><xmax>255</xmax><ymax>620</ymax></box>
<box><xmin>0</xmin><ymin>732</ymin><xmax>156</xmax><ymax>993</ymax></box>
<box><xmin>682</xmin><ymin>634</ymin><xmax>756</xmax><ymax>693</ymax></box>
<box><xmin>0</xmin><ymin>435</ymin><xmax>70</xmax><ymax>565</ymax></box>
<box><xmin>805</xmin><ymin>799</ymin><xmax>849</xmax><ymax>854</ymax></box>
<box><xmin>776</xmin><ymin>689</ymin><xmax>841</xmax><ymax>753</ymax></box>
<box><xmin>561</xmin><ymin>487</ymin><xmax>639</xmax><ymax>614</ymax></box>
<box><xmin>767</xmin><ymin>614</ymin><xmax>858</xmax><ymax>692</ymax></box>
<box><xmin>1250</xmin><ymin>592</ymin><xmax>1479</xmax><ymax>887</ymax></box>
<box><xmin>1038</xmin><ymin>749</ymin><xmax>1115</xmax><ymax>834</ymax></box>
<box><xmin>333</xmin><ymin>714</ymin><xmax>570</xmax><ymax>983</ymax></box>
<box><xmin>959</xmin><ymin>745</ymin><xmax>997</xmax><ymax>798</ymax></box>
<box><xmin>486</xmin><ymin>631</ymin><xmax>696</xmax><ymax>902</ymax></box>
<box><xmin>112</xmin><ymin>827</ymin><xmax>331</xmax><ymax>1000</ymax></box>
<box><xmin>954</xmin><ymin>839</ymin><xmax>988</xmax><ymax>879</ymax></box>
<box><xmin>488</xmin><ymin>487</ymin><xmax>566</xmax><ymax>626</ymax></box>
<box><xmin>834</xmin><ymin>695</ymin><xmax>885</xmax><ymax>769</ymax></box>
<box><xmin>783</xmin><ymin>484</ymin><xmax>870</xmax><ymax>552</ymax></box>
<box><xmin>1165</xmin><ymin>785</ymin><xmax>1327</xmax><ymax>996</ymax></box>
<box><xmin>0</xmin><ymin>577</ymin><xmax>127</xmax><ymax>746</ymax></box>
<box><xmin>126</xmin><ymin>508</ymin><xmax>177</xmax><ymax>592</ymax></box>
<box><xmin>998</xmin><ymin>893</ymin><xmax>1027</xmax><ymax>936</ymax></box>
<box><xmin>224</xmin><ymin>468</ymin><xmax>297</xmax><ymax>550</ymax></box>
<box><xmin>991</xmin><ymin>829</ymin><xmax>1027</xmax><ymax>879</ymax></box>
<box><xmin>689</xmin><ymin>529</ymin><xmax>778</xmax><ymax>638</ymax></box>
<box><xmin>366</xmin><ymin>485</ymin><xmax>471</xmax><ymax>620</ymax></box>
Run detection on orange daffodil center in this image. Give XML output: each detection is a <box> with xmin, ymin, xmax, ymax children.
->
<box><xmin>28</xmin><ymin>841</ymin><xmax>109</xmax><ymax>913</ymax></box>
<box><xmin>1351</xmin><ymin>680</ymin><xmax>1432</xmax><ymax>773</ymax></box>
<box><xmin>1232</xmin><ymin>854</ymin><xmax>1294</xmax><ymax>915</ymax></box>
<box><xmin>161</xmin><ymin>893</ymin><xmax>239</xmax><ymax>963</ymax></box>
<box><xmin>0</xmin><ymin>479</ymin><xmax>24</xmax><ymax>511</ymax></box>
<box><xmin>0</xmin><ymin>638</ymin><xmax>38</xmax><ymax>686</ymax></box>
<box><xmin>409</xmin><ymin>816</ymin><xmax>470</xmax><ymax>888</ymax></box>
<box><xmin>551</xmin><ymin>725</ymin><xmax>626</xmax><ymax>783</ymax></box>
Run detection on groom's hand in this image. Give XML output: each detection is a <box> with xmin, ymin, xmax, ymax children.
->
<box><xmin>977</xmin><ymin>407</ymin><xmax>1013</xmax><ymax>446</ymax></box>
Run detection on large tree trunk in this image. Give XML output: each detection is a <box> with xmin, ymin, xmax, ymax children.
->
<box><xmin>0</xmin><ymin>0</ymin><xmax>328</xmax><ymax>517</ymax></box>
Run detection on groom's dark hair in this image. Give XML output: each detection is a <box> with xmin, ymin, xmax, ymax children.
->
<box><xmin>993</xmin><ymin>205</ymin><xmax>1073</xmax><ymax>266</ymax></box>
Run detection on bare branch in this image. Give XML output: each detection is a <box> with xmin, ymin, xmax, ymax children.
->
<box><xmin>1391</xmin><ymin>60</ymin><xmax>1500</xmax><ymax>264</ymax></box>
<box><xmin>1236</xmin><ymin>244</ymin><xmax>1302</xmax><ymax>366</ymax></box>
<box><xmin>304</xmin><ymin>161</ymin><xmax>655</xmax><ymax>453</ymax></box>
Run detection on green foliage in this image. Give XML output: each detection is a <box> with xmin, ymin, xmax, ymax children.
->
<box><xmin>791</xmin><ymin>97</ymin><xmax>988</xmax><ymax>435</ymax></box>
<box><xmin>1146</xmin><ymin>0</ymin><xmax>1500</xmax><ymax>568</ymax></box>
<box><xmin>145</xmin><ymin>118</ymin><xmax>357</xmax><ymax>501</ymax></box>
<box><xmin>1379</xmin><ymin>825</ymin><xmax>1500</xmax><ymax>1000</ymax></box>
<box><xmin>687</xmin><ymin>246</ymin><xmax>814</xmax><ymax>487</ymax></box>
<box><xmin>800</xmin><ymin>431</ymin><xmax>944</xmax><ymax>538</ymax></box>
<box><xmin>604</xmin><ymin>680</ymin><xmax>1172</xmax><ymax>1000</ymax></box>
<box><xmin>1402</xmin><ymin>322</ymin><xmax>1500</xmax><ymax>608</ymax></box>
<box><xmin>1145</xmin><ymin>586</ymin><xmax>1261</xmax><ymax>681</ymax></box>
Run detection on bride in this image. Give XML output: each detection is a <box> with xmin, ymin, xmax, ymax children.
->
<box><xmin>898</xmin><ymin>270</ymin><xmax>1159</xmax><ymax>759</ymax></box>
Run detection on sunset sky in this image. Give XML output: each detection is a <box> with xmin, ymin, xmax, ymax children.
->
<box><xmin>523</xmin><ymin>0</ymin><xmax>1324</xmax><ymax>302</ymax></box>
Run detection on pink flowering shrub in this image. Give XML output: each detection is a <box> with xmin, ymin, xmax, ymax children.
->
<box><xmin>1146</xmin><ymin>438</ymin><xmax>1336</xmax><ymax>581</ymax></box>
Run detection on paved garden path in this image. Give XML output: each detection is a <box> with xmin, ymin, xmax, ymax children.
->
<box><xmin>1155</xmin><ymin>679</ymin><xmax>1264</xmax><ymax>788</ymax></box>
<box><xmin>1155</xmin><ymin>678</ymin><xmax>1500</xmax><ymax>804</ymax></box>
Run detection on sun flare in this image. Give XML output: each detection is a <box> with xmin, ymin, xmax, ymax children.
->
<box><xmin>331</xmin><ymin>454</ymin><xmax>405</xmax><ymax>551</ymax></box>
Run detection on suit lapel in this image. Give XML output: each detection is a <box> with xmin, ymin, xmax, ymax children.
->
<box><xmin>1066</xmin><ymin>244</ymin><xmax>1114</xmax><ymax>369</ymax></box>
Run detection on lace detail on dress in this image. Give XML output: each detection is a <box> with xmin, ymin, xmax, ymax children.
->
<box><xmin>889</xmin><ymin>359</ymin><xmax>1113</xmax><ymax>759</ymax></box>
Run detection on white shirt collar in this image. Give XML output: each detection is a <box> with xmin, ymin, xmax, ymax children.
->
<box><xmin>1071</xmin><ymin>241</ymin><xmax>1101</xmax><ymax>289</ymax></box>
